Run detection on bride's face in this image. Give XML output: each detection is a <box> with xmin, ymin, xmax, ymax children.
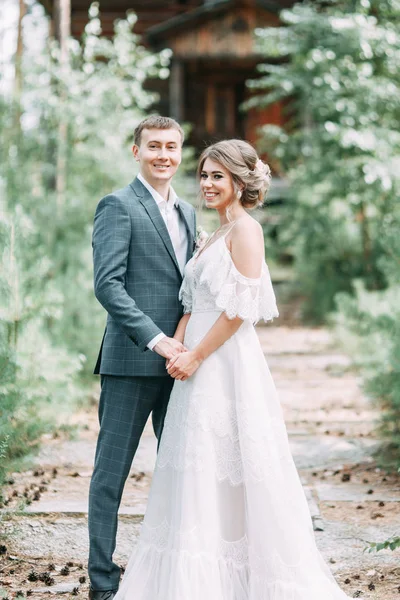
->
<box><xmin>200</xmin><ymin>158</ymin><xmax>236</xmax><ymax>211</ymax></box>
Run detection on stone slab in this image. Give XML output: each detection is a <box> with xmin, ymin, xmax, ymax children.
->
<box><xmin>304</xmin><ymin>486</ymin><xmax>324</xmax><ymax>531</ymax></box>
<box><xmin>257</xmin><ymin>326</ymin><xmax>334</xmax><ymax>355</ymax></box>
<box><xmin>8</xmin><ymin>515</ymin><xmax>400</xmax><ymax>576</ymax></box>
<box><xmin>26</xmin><ymin>435</ymin><xmax>379</xmax><ymax>514</ymax></box>
<box><xmin>34</xmin><ymin>425</ymin><xmax>157</xmax><ymax>473</ymax></box>
<box><xmin>26</xmin><ymin>483</ymin><xmax>324</xmax><ymax>527</ymax></box>
<box><xmin>289</xmin><ymin>436</ymin><xmax>378</xmax><ymax>470</ymax></box>
<box><xmin>313</xmin><ymin>520</ymin><xmax>400</xmax><ymax>573</ymax></box>
<box><xmin>25</xmin><ymin>501</ymin><xmax>147</xmax><ymax>516</ymax></box>
<box><xmin>5</xmin><ymin>516</ymin><xmax>141</xmax><ymax>562</ymax></box>
<box><xmin>267</xmin><ymin>353</ymin><xmax>352</xmax><ymax>372</ymax></box>
<box><xmin>36</xmin><ymin>582</ymin><xmax>81</xmax><ymax>594</ymax></box>
<box><xmin>315</xmin><ymin>483</ymin><xmax>400</xmax><ymax>503</ymax></box>
<box><xmin>278</xmin><ymin>387</ymin><xmax>365</xmax><ymax>410</ymax></box>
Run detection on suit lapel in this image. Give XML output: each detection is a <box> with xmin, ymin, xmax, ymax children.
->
<box><xmin>176</xmin><ymin>202</ymin><xmax>195</xmax><ymax>262</ymax></box>
<box><xmin>130</xmin><ymin>178</ymin><xmax>181</xmax><ymax>276</ymax></box>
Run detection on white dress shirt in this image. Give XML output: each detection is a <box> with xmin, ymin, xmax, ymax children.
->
<box><xmin>137</xmin><ymin>173</ymin><xmax>189</xmax><ymax>351</ymax></box>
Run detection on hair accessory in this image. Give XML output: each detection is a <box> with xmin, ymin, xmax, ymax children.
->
<box><xmin>254</xmin><ymin>158</ymin><xmax>271</xmax><ymax>179</ymax></box>
<box><xmin>250</xmin><ymin>159</ymin><xmax>271</xmax><ymax>208</ymax></box>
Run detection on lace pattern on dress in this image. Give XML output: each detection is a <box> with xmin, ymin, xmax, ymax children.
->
<box><xmin>178</xmin><ymin>272</ymin><xmax>193</xmax><ymax>314</ymax></box>
<box><xmin>137</xmin><ymin>520</ymin><xmax>339</xmax><ymax>589</ymax></box>
<box><xmin>140</xmin><ymin>520</ymin><xmax>250</xmax><ymax>567</ymax></box>
<box><xmin>198</xmin><ymin>240</ymin><xmax>278</xmax><ymax>323</ymax></box>
<box><xmin>157</xmin><ymin>385</ymin><xmax>293</xmax><ymax>485</ymax></box>
<box><xmin>179</xmin><ymin>235</ymin><xmax>279</xmax><ymax>323</ymax></box>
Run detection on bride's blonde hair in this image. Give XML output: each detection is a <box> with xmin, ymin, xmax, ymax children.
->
<box><xmin>197</xmin><ymin>139</ymin><xmax>271</xmax><ymax>209</ymax></box>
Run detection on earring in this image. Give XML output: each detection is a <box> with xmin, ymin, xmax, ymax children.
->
<box><xmin>237</xmin><ymin>190</ymin><xmax>242</xmax><ymax>200</ymax></box>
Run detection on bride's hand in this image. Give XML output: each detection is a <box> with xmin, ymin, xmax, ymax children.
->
<box><xmin>166</xmin><ymin>350</ymin><xmax>202</xmax><ymax>380</ymax></box>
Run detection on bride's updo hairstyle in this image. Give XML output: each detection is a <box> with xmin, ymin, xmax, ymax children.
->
<box><xmin>197</xmin><ymin>139</ymin><xmax>271</xmax><ymax>209</ymax></box>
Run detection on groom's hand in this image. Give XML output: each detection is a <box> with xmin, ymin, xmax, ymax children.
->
<box><xmin>153</xmin><ymin>336</ymin><xmax>187</xmax><ymax>360</ymax></box>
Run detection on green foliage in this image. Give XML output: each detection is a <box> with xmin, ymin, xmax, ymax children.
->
<box><xmin>249</xmin><ymin>0</ymin><xmax>400</xmax><ymax>321</ymax></box>
<box><xmin>366</xmin><ymin>535</ymin><xmax>400</xmax><ymax>553</ymax></box>
<box><xmin>0</xmin><ymin>1</ymin><xmax>174</xmax><ymax>480</ymax></box>
<box><xmin>0</xmin><ymin>437</ymin><xmax>9</xmax><ymax>460</ymax></box>
<box><xmin>335</xmin><ymin>216</ymin><xmax>400</xmax><ymax>467</ymax></box>
<box><xmin>252</xmin><ymin>0</ymin><xmax>400</xmax><ymax>481</ymax></box>
<box><xmin>0</xmin><ymin>210</ymin><xmax>84</xmax><ymax>483</ymax></box>
<box><xmin>1</xmin><ymin>2</ymin><xmax>172</xmax><ymax>377</ymax></box>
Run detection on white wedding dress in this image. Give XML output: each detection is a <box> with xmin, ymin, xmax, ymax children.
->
<box><xmin>115</xmin><ymin>228</ymin><xmax>350</xmax><ymax>600</ymax></box>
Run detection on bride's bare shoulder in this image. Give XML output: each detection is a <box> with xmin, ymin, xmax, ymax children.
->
<box><xmin>229</xmin><ymin>216</ymin><xmax>264</xmax><ymax>277</ymax></box>
<box><xmin>232</xmin><ymin>215</ymin><xmax>263</xmax><ymax>245</ymax></box>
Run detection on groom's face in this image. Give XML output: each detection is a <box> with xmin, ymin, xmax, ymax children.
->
<box><xmin>133</xmin><ymin>128</ymin><xmax>182</xmax><ymax>186</ymax></box>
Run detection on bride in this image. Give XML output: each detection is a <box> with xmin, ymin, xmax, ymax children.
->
<box><xmin>114</xmin><ymin>140</ymin><xmax>350</xmax><ymax>599</ymax></box>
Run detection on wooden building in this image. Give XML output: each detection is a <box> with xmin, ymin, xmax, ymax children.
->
<box><xmin>45</xmin><ymin>0</ymin><xmax>295</xmax><ymax>150</ymax></box>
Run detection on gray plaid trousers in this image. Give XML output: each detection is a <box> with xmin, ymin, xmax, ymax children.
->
<box><xmin>88</xmin><ymin>375</ymin><xmax>174</xmax><ymax>591</ymax></box>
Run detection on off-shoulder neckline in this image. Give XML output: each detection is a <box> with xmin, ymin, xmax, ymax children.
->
<box><xmin>194</xmin><ymin>233</ymin><xmax>265</xmax><ymax>283</ymax></box>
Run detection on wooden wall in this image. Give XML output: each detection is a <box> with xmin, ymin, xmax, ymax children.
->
<box><xmin>165</xmin><ymin>7</ymin><xmax>279</xmax><ymax>58</ymax></box>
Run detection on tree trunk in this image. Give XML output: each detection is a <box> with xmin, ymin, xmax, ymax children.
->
<box><xmin>8</xmin><ymin>221</ymin><xmax>20</xmax><ymax>351</ymax></box>
<box><xmin>13</xmin><ymin>0</ymin><xmax>26</xmax><ymax>131</ymax></box>
<box><xmin>358</xmin><ymin>201</ymin><xmax>372</xmax><ymax>278</ymax></box>
<box><xmin>54</xmin><ymin>0</ymin><xmax>71</xmax><ymax>212</ymax></box>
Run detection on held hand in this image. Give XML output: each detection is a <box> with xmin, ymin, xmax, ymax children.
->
<box><xmin>165</xmin><ymin>337</ymin><xmax>185</xmax><ymax>368</ymax></box>
<box><xmin>166</xmin><ymin>350</ymin><xmax>202</xmax><ymax>381</ymax></box>
<box><xmin>153</xmin><ymin>337</ymin><xmax>187</xmax><ymax>360</ymax></box>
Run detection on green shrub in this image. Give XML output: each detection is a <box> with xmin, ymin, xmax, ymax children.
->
<box><xmin>335</xmin><ymin>216</ymin><xmax>400</xmax><ymax>468</ymax></box>
<box><xmin>0</xmin><ymin>3</ymin><xmax>173</xmax><ymax>379</ymax></box>
<box><xmin>0</xmin><ymin>210</ymin><xmax>83</xmax><ymax>483</ymax></box>
<box><xmin>249</xmin><ymin>0</ymin><xmax>400</xmax><ymax>322</ymax></box>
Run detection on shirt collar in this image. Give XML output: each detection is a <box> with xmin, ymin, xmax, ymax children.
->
<box><xmin>137</xmin><ymin>173</ymin><xmax>179</xmax><ymax>207</ymax></box>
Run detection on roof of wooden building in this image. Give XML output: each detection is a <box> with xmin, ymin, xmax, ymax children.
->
<box><xmin>146</xmin><ymin>0</ymin><xmax>282</xmax><ymax>58</ymax></box>
<box><xmin>148</xmin><ymin>0</ymin><xmax>282</xmax><ymax>39</ymax></box>
<box><xmin>42</xmin><ymin>0</ymin><xmax>296</xmax><ymax>39</ymax></box>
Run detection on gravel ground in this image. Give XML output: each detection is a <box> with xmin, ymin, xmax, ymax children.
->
<box><xmin>1</xmin><ymin>325</ymin><xmax>399</xmax><ymax>599</ymax></box>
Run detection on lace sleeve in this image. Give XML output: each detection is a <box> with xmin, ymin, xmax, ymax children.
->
<box><xmin>199</xmin><ymin>244</ymin><xmax>279</xmax><ymax>324</ymax></box>
<box><xmin>179</xmin><ymin>274</ymin><xmax>193</xmax><ymax>314</ymax></box>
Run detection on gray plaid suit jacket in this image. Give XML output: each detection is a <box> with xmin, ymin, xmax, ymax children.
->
<box><xmin>92</xmin><ymin>177</ymin><xmax>196</xmax><ymax>377</ymax></box>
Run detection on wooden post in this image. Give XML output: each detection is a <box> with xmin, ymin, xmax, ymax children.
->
<box><xmin>206</xmin><ymin>85</ymin><xmax>216</xmax><ymax>134</ymax></box>
<box><xmin>53</xmin><ymin>0</ymin><xmax>71</xmax><ymax>44</ymax></box>
<box><xmin>225</xmin><ymin>87</ymin><xmax>235</xmax><ymax>135</ymax></box>
<box><xmin>54</xmin><ymin>0</ymin><xmax>71</xmax><ymax>212</ymax></box>
<box><xmin>169</xmin><ymin>58</ymin><xmax>184</xmax><ymax>122</ymax></box>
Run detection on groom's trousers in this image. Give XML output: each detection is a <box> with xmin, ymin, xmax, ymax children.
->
<box><xmin>88</xmin><ymin>374</ymin><xmax>174</xmax><ymax>591</ymax></box>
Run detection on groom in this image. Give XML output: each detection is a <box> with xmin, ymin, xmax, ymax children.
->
<box><xmin>88</xmin><ymin>116</ymin><xmax>196</xmax><ymax>600</ymax></box>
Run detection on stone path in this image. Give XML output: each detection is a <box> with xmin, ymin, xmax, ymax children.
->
<box><xmin>1</xmin><ymin>326</ymin><xmax>400</xmax><ymax>599</ymax></box>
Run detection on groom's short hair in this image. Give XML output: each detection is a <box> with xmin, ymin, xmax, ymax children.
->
<box><xmin>134</xmin><ymin>116</ymin><xmax>184</xmax><ymax>147</ymax></box>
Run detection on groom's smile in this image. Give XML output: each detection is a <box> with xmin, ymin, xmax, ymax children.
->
<box><xmin>133</xmin><ymin>127</ymin><xmax>182</xmax><ymax>189</ymax></box>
